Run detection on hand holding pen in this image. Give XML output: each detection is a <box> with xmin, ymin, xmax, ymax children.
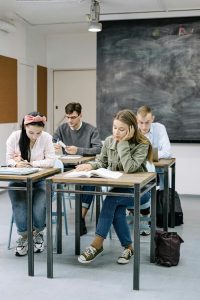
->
<box><xmin>14</xmin><ymin>155</ymin><xmax>32</xmax><ymax>168</ymax></box>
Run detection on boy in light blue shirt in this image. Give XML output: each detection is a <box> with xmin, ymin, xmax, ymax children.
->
<box><xmin>137</xmin><ymin>105</ymin><xmax>172</xmax><ymax>190</ymax></box>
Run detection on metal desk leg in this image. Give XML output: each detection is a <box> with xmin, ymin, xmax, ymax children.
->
<box><xmin>133</xmin><ymin>184</ymin><xmax>140</xmax><ymax>290</ymax></box>
<box><xmin>95</xmin><ymin>186</ymin><xmax>101</xmax><ymax>226</ymax></box>
<box><xmin>163</xmin><ymin>166</ymin><xmax>169</xmax><ymax>231</ymax></box>
<box><xmin>170</xmin><ymin>162</ymin><xmax>176</xmax><ymax>228</ymax></box>
<box><xmin>150</xmin><ymin>181</ymin><xmax>156</xmax><ymax>263</ymax></box>
<box><xmin>46</xmin><ymin>180</ymin><xmax>53</xmax><ymax>278</ymax></box>
<box><xmin>75</xmin><ymin>185</ymin><xmax>81</xmax><ymax>255</ymax></box>
<box><xmin>56</xmin><ymin>184</ymin><xmax>62</xmax><ymax>254</ymax></box>
<box><xmin>27</xmin><ymin>179</ymin><xmax>34</xmax><ymax>276</ymax></box>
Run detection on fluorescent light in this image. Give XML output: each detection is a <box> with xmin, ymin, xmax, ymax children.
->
<box><xmin>88</xmin><ymin>0</ymin><xmax>102</xmax><ymax>33</ymax></box>
<box><xmin>88</xmin><ymin>21</ymin><xmax>102</xmax><ymax>32</ymax></box>
<box><xmin>0</xmin><ymin>19</ymin><xmax>16</xmax><ymax>33</ymax></box>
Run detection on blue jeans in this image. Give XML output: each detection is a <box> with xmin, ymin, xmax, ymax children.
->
<box><xmin>155</xmin><ymin>167</ymin><xmax>164</xmax><ymax>190</ymax></box>
<box><xmin>8</xmin><ymin>180</ymin><xmax>46</xmax><ymax>236</ymax></box>
<box><xmin>95</xmin><ymin>188</ymin><xmax>150</xmax><ymax>247</ymax></box>
<box><xmin>81</xmin><ymin>185</ymin><xmax>95</xmax><ymax>209</ymax></box>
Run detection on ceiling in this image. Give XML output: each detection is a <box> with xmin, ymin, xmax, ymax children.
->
<box><xmin>0</xmin><ymin>0</ymin><xmax>200</xmax><ymax>34</ymax></box>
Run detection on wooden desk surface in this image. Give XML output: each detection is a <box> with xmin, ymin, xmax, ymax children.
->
<box><xmin>48</xmin><ymin>171</ymin><xmax>156</xmax><ymax>188</ymax></box>
<box><xmin>59</xmin><ymin>156</ymin><xmax>95</xmax><ymax>165</ymax></box>
<box><xmin>153</xmin><ymin>158</ymin><xmax>176</xmax><ymax>168</ymax></box>
<box><xmin>0</xmin><ymin>168</ymin><xmax>60</xmax><ymax>181</ymax></box>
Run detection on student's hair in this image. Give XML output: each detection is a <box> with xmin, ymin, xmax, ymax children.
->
<box><xmin>19</xmin><ymin>112</ymin><xmax>46</xmax><ymax>161</ymax></box>
<box><xmin>114</xmin><ymin>109</ymin><xmax>153</xmax><ymax>162</ymax></box>
<box><xmin>65</xmin><ymin>102</ymin><xmax>82</xmax><ymax>115</ymax></box>
<box><xmin>137</xmin><ymin>105</ymin><xmax>153</xmax><ymax>117</ymax></box>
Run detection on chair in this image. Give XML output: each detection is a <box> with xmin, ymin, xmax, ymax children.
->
<box><xmin>7</xmin><ymin>159</ymin><xmax>69</xmax><ymax>249</ymax></box>
<box><xmin>126</xmin><ymin>162</ymin><xmax>156</xmax><ymax>235</ymax></box>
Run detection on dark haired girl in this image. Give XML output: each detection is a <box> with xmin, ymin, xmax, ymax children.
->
<box><xmin>6</xmin><ymin>112</ymin><xmax>55</xmax><ymax>256</ymax></box>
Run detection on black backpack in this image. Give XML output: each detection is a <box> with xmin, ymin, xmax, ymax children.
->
<box><xmin>155</xmin><ymin>230</ymin><xmax>184</xmax><ymax>267</ymax></box>
<box><xmin>156</xmin><ymin>188</ymin><xmax>184</xmax><ymax>227</ymax></box>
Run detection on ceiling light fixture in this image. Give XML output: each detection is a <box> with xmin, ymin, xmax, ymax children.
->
<box><xmin>0</xmin><ymin>19</ymin><xmax>16</xmax><ymax>33</ymax></box>
<box><xmin>88</xmin><ymin>0</ymin><xmax>102</xmax><ymax>33</ymax></box>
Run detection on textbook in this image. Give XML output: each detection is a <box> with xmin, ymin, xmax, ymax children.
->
<box><xmin>64</xmin><ymin>168</ymin><xmax>123</xmax><ymax>179</ymax></box>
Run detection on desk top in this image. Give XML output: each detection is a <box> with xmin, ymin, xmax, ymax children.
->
<box><xmin>0</xmin><ymin>168</ymin><xmax>60</xmax><ymax>181</ymax></box>
<box><xmin>153</xmin><ymin>158</ymin><xmax>176</xmax><ymax>168</ymax></box>
<box><xmin>47</xmin><ymin>171</ymin><xmax>156</xmax><ymax>188</ymax></box>
<box><xmin>59</xmin><ymin>156</ymin><xmax>95</xmax><ymax>165</ymax></box>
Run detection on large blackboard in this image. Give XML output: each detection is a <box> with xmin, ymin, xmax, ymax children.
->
<box><xmin>97</xmin><ymin>18</ymin><xmax>200</xmax><ymax>142</ymax></box>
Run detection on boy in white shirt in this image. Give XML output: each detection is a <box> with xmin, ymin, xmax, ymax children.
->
<box><xmin>136</xmin><ymin>105</ymin><xmax>172</xmax><ymax>235</ymax></box>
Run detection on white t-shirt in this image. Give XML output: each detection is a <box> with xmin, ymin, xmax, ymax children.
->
<box><xmin>145</xmin><ymin>122</ymin><xmax>172</xmax><ymax>159</ymax></box>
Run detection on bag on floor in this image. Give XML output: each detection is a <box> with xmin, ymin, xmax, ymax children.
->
<box><xmin>156</xmin><ymin>188</ymin><xmax>184</xmax><ymax>227</ymax></box>
<box><xmin>155</xmin><ymin>230</ymin><xmax>184</xmax><ymax>267</ymax></box>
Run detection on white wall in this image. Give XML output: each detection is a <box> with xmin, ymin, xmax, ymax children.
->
<box><xmin>46</xmin><ymin>33</ymin><xmax>96</xmax><ymax>70</ymax></box>
<box><xmin>46</xmin><ymin>32</ymin><xmax>200</xmax><ymax>196</ymax></box>
<box><xmin>46</xmin><ymin>32</ymin><xmax>96</xmax><ymax>134</ymax></box>
<box><xmin>172</xmin><ymin>144</ymin><xmax>200</xmax><ymax>195</ymax></box>
<box><xmin>0</xmin><ymin>23</ymin><xmax>199</xmax><ymax>195</ymax></box>
<box><xmin>0</xmin><ymin>21</ymin><xmax>47</xmax><ymax>165</ymax></box>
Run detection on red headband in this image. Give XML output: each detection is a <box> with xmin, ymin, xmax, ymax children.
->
<box><xmin>24</xmin><ymin>115</ymin><xmax>46</xmax><ymax>125</ymax></box>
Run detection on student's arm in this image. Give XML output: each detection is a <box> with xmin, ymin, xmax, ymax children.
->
<box><xmin>52</xmin><ymin>126</ymin><xmax>62</xmax><ymax>143</ymax></box>
<box><xmin>117</xmin><ymin>141</ymin><xmax>149</xmax><ymax>173</ymax></box>
<box><xmin>52</xmin><ymin>126</ymin><xmax>64</xmax><ymax>153</ymax></box>
<box><xmin>76</xmin><ymin>127</ymin><xmax>102</xmax><ymax>156</ymax></box>
<box><xmin>88</xmin><ymin>138</ymin><xmax>109</xmax><ymax>169</ymax></box>
<box><xmin>157</xmin><ymin>125</ymin><xmax>172</xmax><ymax>159</ymax></box>
<box><xmin>6</xmin><ymin>132</ymin><xmax>20</xmax><ymax>167</ymax></box>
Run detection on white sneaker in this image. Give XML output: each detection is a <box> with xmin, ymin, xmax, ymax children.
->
<box><xmin>15</xmin><ymin>236</ymin><xmax>28</xmax><ymax>256</ymax></box>
<box><xmin>140</xmin><ymin>214</ymin><xmax>151</xmax><ymax>236</ymax></box>
<box><xmin>117</xmin><ymin>248</ymin><xmax>134</xmax><ymax>264</ymax></box>
<box><xmin>33</xmin><ymin>232</ymin><xmax>44</xmax><ymax>253</ymax></box>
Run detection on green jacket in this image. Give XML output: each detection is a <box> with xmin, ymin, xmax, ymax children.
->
<box><xmin>89</xmin><ymin>135</ymin><xmax>149</xmax><ymax>173</ymax></box>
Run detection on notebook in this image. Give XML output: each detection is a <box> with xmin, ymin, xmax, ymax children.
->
<box><xmin>61</xmin><ymin>155</ymin><xmax>83</xmax><ymax>160</ymax></box>
<box><xmin>152</xmin><ymin>147</ymin><xmax>159</xmax><ymax>162</ymax></box>
<box><xmin>0</xmin><ymin>167</ymin><xmax>40</xmax><ymax>175</ymax></box>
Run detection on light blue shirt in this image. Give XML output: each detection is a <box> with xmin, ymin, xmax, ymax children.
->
<box><xmin>145</xmin><ymin>122</ymin><xmax>172</xmax><ymax>159</ymax></box>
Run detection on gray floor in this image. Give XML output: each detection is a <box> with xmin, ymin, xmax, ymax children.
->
<box><xmin>0</xmin><ymin>192</ymin><xmax>199</xmax><ymax>300</ymax></box>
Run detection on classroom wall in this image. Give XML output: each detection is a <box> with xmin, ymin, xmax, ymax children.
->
<box><xmin>0</xmin><ymin>20</ymin><xmax>199</xmax><ymax>195</ymax></box>
<box><xmin>0</xmin><ymin>20</ymin><xmax>47</xmax><ymax>166</ymax></box>
<box><xmin>46</xmin><ymin>32</ymin><xmax>96</xmax><ymax>134</ymax></box>
<box><xmin>46</xmin><ymin>32</ymin><xmax>200</xmax><ymax>196</ymax></box>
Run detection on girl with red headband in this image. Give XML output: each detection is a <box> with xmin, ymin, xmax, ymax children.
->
<box><xmin>6</xmin><ymin>112</ymin><xmax>55</xmax><ymax>256</ymax></box>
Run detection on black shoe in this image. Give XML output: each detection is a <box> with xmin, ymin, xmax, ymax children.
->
<box><xmin>80</xmin><ymin>218</ymin><xmax>87</xmax><ymax>236</ymax></box>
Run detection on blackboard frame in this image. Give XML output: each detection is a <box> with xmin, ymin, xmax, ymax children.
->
<box><xmin>97</xmin><ymin>17</ymin><xmax>200</xmax><ymax>143</ymax></box>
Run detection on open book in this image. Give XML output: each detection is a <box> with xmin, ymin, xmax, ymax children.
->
<box><xmin>64</xmin><ymin>168</ymin><xmax>123</xmax><ymax>179</ymax></box>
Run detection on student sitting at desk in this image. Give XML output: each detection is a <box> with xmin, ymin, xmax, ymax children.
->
<box><xmin>53</xmin><ymin>102</ymin><xmax>102</xmax><ymax>236</ymax></box>
<box><xmin>136</xmin><ymin>105</ymin><xmax>172</xmax><ymax>163</ymax></box>
<box><xmin>136</xmin><ymin>105</ymin><xmax>172</xmax><ymax>234</ymax></box>
<box><xmin>6</xmin><ymin>112</ymin><xmax>55</xmax><ymax>256</ymax></box>
<box><xmin>76</xmin><ymin>109</ymin><xmax>152</xmax><ymax>265</ymax></box>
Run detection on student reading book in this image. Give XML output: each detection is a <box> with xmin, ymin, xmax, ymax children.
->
<box><xmin>64</xmin><ymin>168</ymin><xmax>122</xmax><ymax>179</ymax></box>
<box><xmin>76</xmin><ymin>109</ymin><xmax>153</xmax><ymax>266</ymax></box>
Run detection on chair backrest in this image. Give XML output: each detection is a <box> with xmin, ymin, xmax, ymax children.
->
<box><xmin>146</xmin><ymin>161</ymin><xmax>156</xmax><ymax>172</ymax></box>
<box><xmin>54</xmin><ymin>159</ymin><xmax>64</xmax><ymax>172</ymax></box>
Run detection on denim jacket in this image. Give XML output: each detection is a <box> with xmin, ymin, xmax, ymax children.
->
<box><xmin>89</xmin><ymin>135</ymin><xmax>149</xmax><ymax>173</ymax></box>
